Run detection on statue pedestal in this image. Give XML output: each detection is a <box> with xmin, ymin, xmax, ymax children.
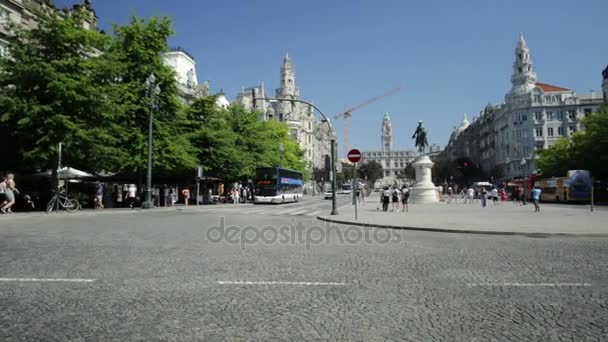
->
<box><xmin>410</xmin><ymin>155</ymin><xmax>439</xmax><ymax>204</ymax></box>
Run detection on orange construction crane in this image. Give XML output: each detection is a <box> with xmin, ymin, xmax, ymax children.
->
<box><xmin>334</xmin><ymin>87</ymin><xmax>401</xmax><ymax>156</ymax></box>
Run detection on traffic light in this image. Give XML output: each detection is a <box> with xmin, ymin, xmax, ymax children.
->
<box><xmin>463</xmin><ymin>162</ymin><xmax>468</xmax><ymax>167</ymax></box>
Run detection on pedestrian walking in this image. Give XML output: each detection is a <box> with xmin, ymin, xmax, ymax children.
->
<box><xmin>446</xmin><ymin>186</ymin><xmax>453</xmax><ymax>203</ymax></box>
<box><xmin>401</xmin><ymin>186</ymin><xmax>410</xmax><ymax>212</ymax></box>
<box><xmin>125</xmin><ymin>184</ymin><xmax>137</xmax><ymax>209</ymax></box>
<box><xmin>170</xmin><ymin>188</ymin><xmax>178</xmax><ymax>206</ymax></box>
<box><xmin>0</xmin><ymin>174</ymin><xmax>18</xmax><ymax>214</ymax></box>
<box><xmin>182</xmin><ymin>188</ymin><xmax>191</xmax><ymax>206</ymax></box>
<box><xmin>531</xmin><ymin>186</ymin><xmax>542</xmax><ymax>212</ymax></box>
<box><xmin>491</xmin><ymin>187</ymin><xmax>499</xmax><ymax>206</ymax></box>
<box><xmin>466</xmin><ymin>187</ymin><xmax>474</xmax><ymax>204</ymax></box>
<box><xmin>500</xmin><ymin>188</ymin><xmax>507</xmax><ymax>205</ymax></box>
<box><xmin>480</xmin><ymin>187</ymin><xmax>488</xmax><ymax>207</ymax></box>
<box><xmin>94</xmin><ymin>182</ymin><xmax>104</xmax><ymax>209</ymax></box>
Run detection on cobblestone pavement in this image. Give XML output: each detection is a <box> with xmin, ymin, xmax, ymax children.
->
<box><xmin>1</xmin><ymin>210</ymin><xmax>607</xmax><ymax>341</ymax></box>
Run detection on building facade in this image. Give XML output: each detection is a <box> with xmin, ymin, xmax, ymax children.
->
<box><xmin>162</xmin><ymin>47</ymin><xmax>211</xmax><ymax>104</ymax></box>
<box><xmin>235</xmin><ymin>54</ymin><xmax>331</xmax><ymax>169</ymax></box>
<box><xmin>362</xmin><ymin>113</ymin><xmax>418</xmax><ymax>187</ymax></box>
<box><xmin>446</xmin><ymin>34</ymin><xmax>605</xmax><ymax>180</ymax></box>
<box><xmin>0</xmin><ymin>0</ymin><xmax>97</xmax><ymax>56</ymax></box>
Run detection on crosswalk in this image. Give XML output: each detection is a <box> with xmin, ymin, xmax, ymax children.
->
<box><xmin>178</xmin><ymin>198</ymin><xmax>346</xmax><ymax>218</ymax></box>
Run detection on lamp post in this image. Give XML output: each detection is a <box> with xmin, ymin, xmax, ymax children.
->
<box><xmin>143</xmin><ymin>73</ymin><xmax>160</xmax><ymax>209</ymax></box>
<box><xmin>255</xmin><ymin>96</ymin><xmax>339</xmax><ymax>215</ymax></box>
<box><xmin>521</xmin><ymin>158</ymin><xmax>527</xmax><ymax>205</ymax></box>
<box><xmin>279</xmin><ymin>142</ymin><xmax>285</xmax><ymax>167</ymax></box>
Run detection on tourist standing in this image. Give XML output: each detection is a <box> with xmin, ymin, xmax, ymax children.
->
<box><xmin>382</xmin><ymin>187</ymin><xmax>391</xmax><ymax>212</ymax></box>
<box><xmin>182</xmin><ymin>188</ymin><xmax>191</xmax><ymax>206</ymax></box>
<box><xmin>401</xmin><ymin>186</ymin><xmax>410</xmax><ymax>212</ymax></box>
<box><xmin>500</xmin><ymin>188</ymin><xmax>507</xmax><ymax>205</ymax></box>
<box><xmin>95</xmin><ymin>182</ymin><xmax>104</xmax><ymax>209</ymax></box>
<box><xmin>126</xmin><ymin>184</ymin><xmax>137</xmax><ymax>209</ymax></box>
<box><xmin>466</xmin><ymin>187</ymin><xmax>474</xmax><ymax>204</ymax></box>
<box><xmin>391</xmin><ymin>186</ymin><xmax>400</xmax><ymax>212</ymax></box>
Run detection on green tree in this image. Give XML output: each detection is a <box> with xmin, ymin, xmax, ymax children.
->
<box><xmin>571</xmin><ymin>106</ymin><xmax>608</xmax><ymax>178</ymax></box>
<box><xmin>397</xmin><ymin>164</ymin><xmax>415</xmax><ymax>180</ymax></box>
<box><xmin>537</xmin><ymin>138</ymin><xmax>574</xmax><ymax>177</ymax></box>
<box><xmin>358</xmin><ymin>161</ymin><xmax>384</xmax><ymax>186</ymax></box>
<box><xmin>186</xmin><ymin>97</ymin><xmax>307</xmax><ymax>181</ymax></box>
<box><xmin>0</xmin><ymin>10</ymin><xmax>126</xmax><ymax>173</ymax></box>
<box><xmin>109</xmin><ymin>15</ymin><xmax>198</xmax><ymax>175</ymax></box>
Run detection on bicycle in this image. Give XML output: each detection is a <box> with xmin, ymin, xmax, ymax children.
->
<box><xmin>46</xmin><ymin>190</ymin><xmax>80</xmax><ymax>213</ymax></box>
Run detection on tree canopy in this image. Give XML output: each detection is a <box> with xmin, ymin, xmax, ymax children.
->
<box><xmin>538</xmin><ymin>106</ymin><xmax>608</xmax><ymax>178</ymax></box>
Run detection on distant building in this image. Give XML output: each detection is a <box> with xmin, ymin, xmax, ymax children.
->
<box><xmin>362</xmin><ymin>113</ymin><xmax>418</xmax><ymax>187</ymax></box>
<box><xmin>445</xmin><ymin>33</ymin><xmax>605</xmax><ymax>180</ymax></box>
<box><xmin>162</xmin><ymin>47</ymin><xmax>210</xmax><ymax>104</ymax></box>
<box><xmin>235</xmin><ymin>54</ymin><xmax>331</xmax><ymax>170</ymax></box>
<box><xmin>603</xmin><ymin>65</ymin><xmax>608</xmax><ymax>103</ymax></box>
<box><xmin>0</xmin><ymin>0</ymin><xmax>98</xmax><ymax>56</ymax></box>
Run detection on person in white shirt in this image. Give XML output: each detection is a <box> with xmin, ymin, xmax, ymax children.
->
<box><xmin>467</xmin><ymin>187</ymin><xmax>475</xmax><ymax>205</ymax></box>
<box><xmin>491</xmin><ymin>188</ymin><xmax>499</xmax><ymax>205</ymax></box>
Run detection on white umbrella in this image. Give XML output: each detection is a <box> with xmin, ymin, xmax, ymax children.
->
<box><xmin>36</xmin><ymin>167</ymin><xmax>94</xmax><ymax>179</ymax></box>
<box><xmin>475</xmin><ymin>181</ymin><xmax>493</xmax><ymax>187</ymax></box>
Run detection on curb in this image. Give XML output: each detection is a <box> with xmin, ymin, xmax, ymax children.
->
<box><xmin>315</xmin><ymin>216</ymin><xmax>608</xmax><ymax>238</ymax></box>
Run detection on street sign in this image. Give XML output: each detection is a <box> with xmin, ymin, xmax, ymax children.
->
<box><xmin>347</xmin><ymin>149</ymin><xmax>362</xmax><ymax>163</ymax></box>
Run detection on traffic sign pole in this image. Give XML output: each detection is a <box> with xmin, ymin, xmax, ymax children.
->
<box><xmin>347</xmin><ymin>149</ymin><xmax>361</xmax><ymax>221</ymax></box>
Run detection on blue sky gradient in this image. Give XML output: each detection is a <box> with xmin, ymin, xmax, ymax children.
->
<box><xmin>57</xmin><ymin>0</ymin><xmax>608</xmax><ymax>154</ymax></box>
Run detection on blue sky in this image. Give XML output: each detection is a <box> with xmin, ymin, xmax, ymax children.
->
<box><xmin>58</xmin><ymin>0</ymin><xmax>607</xmax><ymax>155</ymax></box>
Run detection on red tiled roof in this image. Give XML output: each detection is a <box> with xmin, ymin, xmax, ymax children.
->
<box><xmin>535</xmin><ymin>82</ymin><xmax>570</xmax><ymax>92</ymax></box>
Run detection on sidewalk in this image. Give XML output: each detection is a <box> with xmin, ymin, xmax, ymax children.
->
<box><xmin>317</xmin><ymin>201</ymin><xmax>608</xmax><ymax>236</ymax></box>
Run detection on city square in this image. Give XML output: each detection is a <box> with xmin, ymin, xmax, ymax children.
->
<box><xmin>1</xmin><ymin>0</ymin><xmax>608</xmax><ymax>341</ymax></box>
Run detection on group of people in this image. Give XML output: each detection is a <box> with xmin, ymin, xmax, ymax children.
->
<box><xmin>443</xmin><ymin>185</ymin><xmax>542</xmax><ymax>212</ymax></box>
<box><xmin>378</xmin><ymin>185</ymin><xmax>410</xmax><ymax>212</ymax></box>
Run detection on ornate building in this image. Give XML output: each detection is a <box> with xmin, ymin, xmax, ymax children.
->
<box><xmin>0</xmin><ymin>0</ymin><xmax>97</xmax><ymax>56</ymax></box>
<box><xmin>235</xmin><ymin>54</ymin><xmax>331</xmax><ymax>170</ymax></box>
<box><xmin>445</xmin><ymin>34</ymin><xmax>605</xmax><ymax>180</ymax></box>
<box><xmin>162</xmin><ymin>47</ymin><xmax>212</xmax><ymax>104</ymax></box>
<box><xmin>362</xmin><ymin>113</ymin><xmax>418</xmax><ymax>187</ymax></box>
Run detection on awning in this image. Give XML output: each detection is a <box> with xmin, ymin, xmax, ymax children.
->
<box><xmin>35</xmin><ymin>167</ymin><xmax>94</xmax><ymax>179</ymax></box>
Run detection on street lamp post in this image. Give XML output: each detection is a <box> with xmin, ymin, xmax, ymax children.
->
<box><xmin>143</xmin><ymin>73</ymin><xmax>160</xmax><ymax>209</ymax></box>
<box><xmin>255</xmin><ymin>96</ymin><xmax>339</xmax><ymax>215</ymax></box>
<box><xmin>279</xmin><ymin>142</ymin><xmax>285</xmax><ymax>167</ymax></box>
<box><xmin>521</xmin><ymin>158</ymin><xmax>527</xmax><ymax>205</ymax></box>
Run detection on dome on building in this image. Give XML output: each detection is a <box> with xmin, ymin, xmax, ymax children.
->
<box><xmin>215</xmin><ymin>94</ymin><xmax>230</xmax><ymax>109</ymax></box>
<box><xmin>449</xmin><ymin>113</ymin><xmax>470</xmax><ymax>143</ymax></box>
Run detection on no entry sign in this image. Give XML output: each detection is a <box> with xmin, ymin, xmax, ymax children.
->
<box><xmin>347</xmin><ymin>149</ymin><xmax>362</xmax><ymax>163</ymax></box>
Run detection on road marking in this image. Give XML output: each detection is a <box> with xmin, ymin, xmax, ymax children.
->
<box><xmin>217</xmin><ymin>281</ymin><xmax>348</xmax><ymax>286</ymax></box>
<box><xmin>466</xmin><ymin>282</ymin><xmax>592</xmax><ymax>287</ymax></box>
<box><xmin>0</xmin><ymin>278</ymin><xmax>96</xmax><ymax>283</ymax></box>
<box><xmin>307</xmin><ymin>210</ymin><xmax>323</xmax><ymax>216</ymax></box>
<box><xmin>288</xmin><ymin>210</ymin><xmax>310</xmax><ymax>215</ymax></box>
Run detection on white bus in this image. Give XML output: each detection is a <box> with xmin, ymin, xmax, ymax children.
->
<box><xmin>253</xmin><ymin>167</ymin><xmax>304</xmax><ymax>204</ymax></box>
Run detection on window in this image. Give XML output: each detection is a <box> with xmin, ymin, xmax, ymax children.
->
<box><xmin>569</xmin><ymin>126</ymin><xmax>576</xmax><ymax>135</ymax></box>
<box><xmin>385</xmin><ymin>171</ymin><xmax>390</xmax><ymax>177</ymax></box>
<box><xmin>308</xmin><ymin>122</ymin><xmax>311</xmax><ymax>130</ymax></box>
<box><xmin>522</xmin><ymin>114</ymin><xmax>527</xmax><ymax>121</ymax></box>
<box><xmin>558</xmin><ymin>127</ymin><xmax>564</xmax><ymax>136</ymax></box>
<box><xmin>557</xmin><ymin>112</ymin><xmax>564</xmax><ymax>120</ymax></box>
<box><xmin>584</xmin><ymin>108</ymin><xmax>592</xmax><ymax>117</ymax></box>
<box><xmin>535</xmin><ymin>128</ymin><xmax>543</xmax><ymax>137</ymax></box>
<box><xmin>546</xmin><ymin>111</ymin><xmax>553</xmax><ymax>120</ymax></box>
<box><xmin>568</xmin><ymin>110</ymin><xmax>576</xmax><ymax>120</ymax></box>
<box><xmin>536</xmin><ymin>143</ymin><xmax>544</xmax><ymax>150</ymax></box>
<box><xmin>547</xmin><ymin>127</ymin><xmax>554</xmax><ymax>137</ymax></box>
<box><xmin>534</xmin><ymin>112</ymin><xmax>542</xmax><ymax>121</ymax></box>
